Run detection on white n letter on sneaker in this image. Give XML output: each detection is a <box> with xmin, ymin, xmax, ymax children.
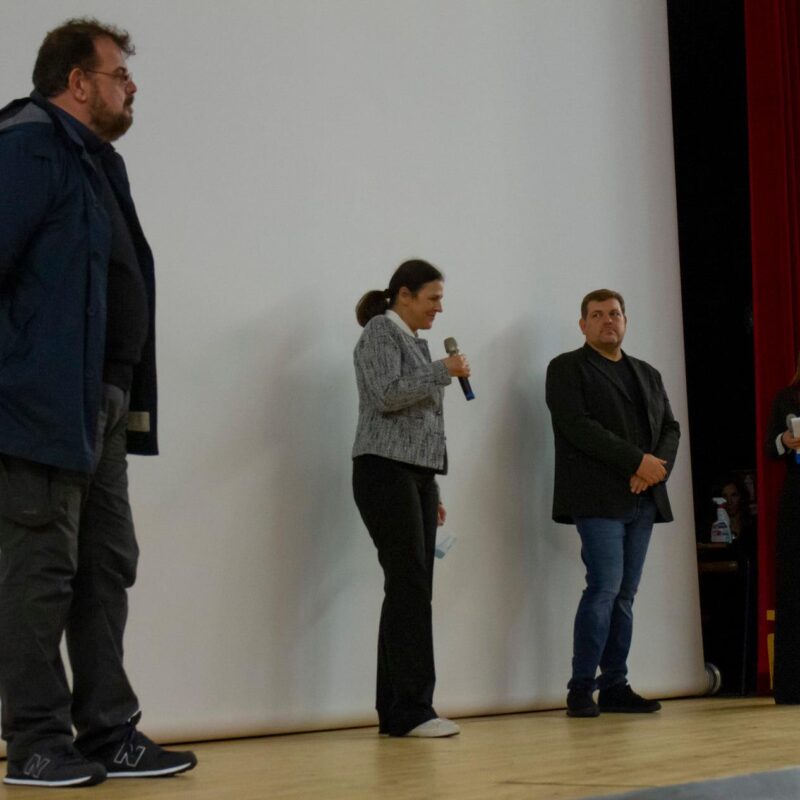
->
<box><xmin>113</xmin><ymin>744</ymin><xmax>145</xmax><ymax>768</ymax></box>
<box><xmin>23</xmin><ymin>755</ymin><xmax>51</xmax><ymax>779</ymax></box>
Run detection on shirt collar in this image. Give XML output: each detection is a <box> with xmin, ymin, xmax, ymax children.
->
<box><xmin>37</xmin><ymin>94</ymin><xmax>108</xmax><ymax>155</ymax></box>
<box><xmin>386</xmin><ymin>310</ymin><xmax>417</xmax><ymax>338</ymax></box>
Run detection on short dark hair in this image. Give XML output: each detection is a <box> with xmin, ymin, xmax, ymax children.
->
<box><xmin>580</xmin><ymin>289</ymin><xmax>626</xmax><ymax>319</ymax></box>
<box><xmin>32</xmin><ymin>18</ymin><xmax>134</xmax><ymax>97</ymax></box>
<box><xmin>356</xmin><ymin>259</ymin><xmax>444</xmax><ymax>327</ymax></box>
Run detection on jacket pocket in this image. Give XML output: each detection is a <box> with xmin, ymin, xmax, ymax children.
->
<box><xmin>0</xmin><ymin>455</ymin><xmax>65</xmax><ymax>527</ymax></box>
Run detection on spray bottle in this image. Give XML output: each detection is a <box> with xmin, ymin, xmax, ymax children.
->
<box><xmin>710</xmin><ymin>497</ymin><xmax>733</xmax><ymax>543</ymax></box>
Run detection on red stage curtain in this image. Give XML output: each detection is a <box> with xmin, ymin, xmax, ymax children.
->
<box><xmin>744</xmin><ymin>0</ymin><xmax>800</xmax><ymax>692</ymax></box>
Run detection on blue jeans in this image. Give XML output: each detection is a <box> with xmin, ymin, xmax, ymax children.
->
<box><xmin>568</xmin><ymin>495</ymin><xmax>657</xmax><ymax>692</ymax></box>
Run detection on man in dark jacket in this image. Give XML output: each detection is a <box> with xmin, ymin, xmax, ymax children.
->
<box><xmin>546</xmin><ymin>289</ymin><xmax>680</xmax><ymax>719</ymax></box>
<box><xmin>0</xmin><ymin>19</ymin><xmax>196</xmax><ymax>787</ymax></box>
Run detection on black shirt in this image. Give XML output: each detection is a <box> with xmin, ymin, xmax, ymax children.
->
<box><xmin>598</xmin><ymin>354</ymin><xmax>651</xmax><ymax>452</ymax></box>
<box><xmin>51</xmin><ymin>105</ymin><xmax>149</xmax><ymax>391</ymax></box>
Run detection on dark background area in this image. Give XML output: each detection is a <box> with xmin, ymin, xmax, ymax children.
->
<box><xmin>667</xmin><ymin>0</ymin><xmax>756</xmax><ymax>692</ymax></box>
<box><xmin>667</xmin><ymin>0</ymin><xmax>754</xmax><ymax>530</ymax></box>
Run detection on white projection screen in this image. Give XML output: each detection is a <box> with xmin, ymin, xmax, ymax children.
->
<box><xmin>0</xmin><ymin>1</ymin><xmax>704</xmax><ymax>745</ymax></box>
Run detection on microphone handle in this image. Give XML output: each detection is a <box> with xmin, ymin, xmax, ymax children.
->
<box><xmin>458</xmin><ymin>376</ymin><xmax>475</xmax><ymax>401</ymax></box>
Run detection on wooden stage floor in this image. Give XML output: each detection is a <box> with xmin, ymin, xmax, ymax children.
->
<box><xmin>1</xmin><ymin>697</ymin><xmax>798</xmax><ymax>799</ymax></box>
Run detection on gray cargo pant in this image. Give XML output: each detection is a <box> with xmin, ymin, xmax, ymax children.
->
<box><xmin>0</xmin><ymin>384</ymin><xmax>140</xmax><ymax>761</ymax></box>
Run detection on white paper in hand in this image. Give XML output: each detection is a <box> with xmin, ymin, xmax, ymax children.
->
<box><xmin>791</xmin><ymin>416</ymin><xmax>800</xmax><ymax>454</ymax></box>
<box><xmin>435</xmin><ymin>532</ymin><xmax>456</xmax><ymax>559</ymax></box>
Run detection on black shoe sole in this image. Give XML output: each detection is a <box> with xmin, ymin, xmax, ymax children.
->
<box><xmin>566</xmin><ymin>707</ymin><xmax>600</xmax><ymax>718</ymax></box>
<box><xmin>598</xmin><ymin>705</ymin><xmax>661</xmax><ymax>714</ymax></box>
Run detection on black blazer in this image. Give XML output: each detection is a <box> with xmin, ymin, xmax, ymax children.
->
<box><xmin>546</xmin><ymin>344</ymin><xmax>680</xmax><ymax>524</ymax></box>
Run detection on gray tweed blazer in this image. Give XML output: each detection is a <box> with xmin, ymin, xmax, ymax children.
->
<box><xmin>352</xmin><ymin>314</ymin><xmax>451</xmax><ymax>472</ymax></box>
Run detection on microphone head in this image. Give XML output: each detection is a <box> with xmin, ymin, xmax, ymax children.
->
<box><xmin>443</xmin><ymin>337</ymin><xmax>459</xmax><ymax>355</ymax></box>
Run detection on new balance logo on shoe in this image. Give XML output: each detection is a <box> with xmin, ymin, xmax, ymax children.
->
<box><xmin>113</xmin><ymin>743</ymin><xmax>146</xmax><ymax>768</ymax></box>
<box><xmin>23</xmin><ymin>755</ymin><xmax>51</xmax><ymax>779</ymax></box>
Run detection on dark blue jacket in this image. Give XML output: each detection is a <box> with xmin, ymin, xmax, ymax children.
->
<box><xmin>0</xmin><ymin>94</ymin><xmax>158</xmax><ymax>472</ymax></box>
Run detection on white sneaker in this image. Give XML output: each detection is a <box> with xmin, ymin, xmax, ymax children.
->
<box><xmin>405</xmin><ymin>718</ymin><xmax>460</xmax><ymax>738</ymax></box>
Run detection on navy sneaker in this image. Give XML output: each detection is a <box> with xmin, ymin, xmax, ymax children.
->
<box><xmin>83</xmin><ymin>725</ymin><xmax>197</xmax><ymax>778</ymax></box>
<box><xmin>4</xmin><ymin>744</ymin><xmax>107</xmax><ymax>787</ymax></box>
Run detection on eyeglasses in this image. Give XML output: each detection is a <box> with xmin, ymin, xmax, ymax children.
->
<box><xmin>84</xmin><ymin>69</ymin><xmax>134</xmax><ymax>86</ymax></box>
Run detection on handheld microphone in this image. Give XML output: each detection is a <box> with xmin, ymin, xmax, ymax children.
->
<box><xmin>443</xmin><ymin>337</ymin><xmax>475</xmax><ymax>401</ymax></box>
<box><xmin>787</xmin><ymin>414</ymin><xmax>800</xmax><ymax>463</ymax></box>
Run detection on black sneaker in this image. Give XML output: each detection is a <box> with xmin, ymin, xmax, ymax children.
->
<box><xmin>566</xmin><ymin>688</ymin><xmax>600</xmax><ymax>717</ymax></box>
<box><xmin>83</xmin><ymin>726</ymin><xmax>197</xmax><ymax>778</ymax></box>
<box><xmin>598</xmin><ymin>683</ymin><xmax>661</xmax><ymax>713</ymax></box>
<box><xmin>4</xmin><ymin>744</ymin><xmax>107</xmax><ymax>787</ymax></box>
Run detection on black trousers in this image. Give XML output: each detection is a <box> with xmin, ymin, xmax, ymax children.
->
<box><xmin>0</xmin><ymin>384</ymin><xmax>140</xmax><ymax>760</ymax></box>
<box><xmin>775</xmin><ymin>473</ymin><xmax>800</xmax><ymax>703</ymax></box>
<box><xmin>352</xmin><ymin>455</ymin><xmax>439</xmax><ymax>736</ymax></box>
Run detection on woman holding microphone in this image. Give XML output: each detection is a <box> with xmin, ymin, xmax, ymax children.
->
<box><xmin>352</xmin><ymin>259</ymin><xmax>469</xmax><ymax>738</ymax></box>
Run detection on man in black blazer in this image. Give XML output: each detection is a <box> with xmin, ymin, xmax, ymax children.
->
<box><xmin>546</xmin><ymin>289</ymin><xmax>680</xmax><ymax>718</ymax></box>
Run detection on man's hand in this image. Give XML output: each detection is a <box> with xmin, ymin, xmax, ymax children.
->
<box><xmin>782</xmin><ymin>430</ymin><xmax>800</xmax><ymax>450</ymax></box>
<box><xmin>630</xmin><ymin>475</ymin><xmax>650</xmax><ymax>494</ymax></box>
<box><xmin>437</xmin><ymin>503</ymin><xmax>446</xmax><ymax>526</ymax></box>
<box><xmin>635</xmin><ymin>453</ymin><xmax>667</xmax><ymax>485</ymax></box>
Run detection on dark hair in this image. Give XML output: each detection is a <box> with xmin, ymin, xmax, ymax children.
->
<box><xmin>32</xmin><ymin>18</ymin><xmax>135</xmax><ymax>97</ymax></box>
<box><xmin>712</xmin><ymin>474</ymin><xmax>753</xmax><ymax>522</ymax></box>
<box><xmin>356</xmin><ymin>259</ymin><xmax>444</xmax><ymax>327</ymax></box>
<box><xmin>580</xmin><ymin>288</ymin><xmax>626</xmax><ymax>319</ymax></box>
